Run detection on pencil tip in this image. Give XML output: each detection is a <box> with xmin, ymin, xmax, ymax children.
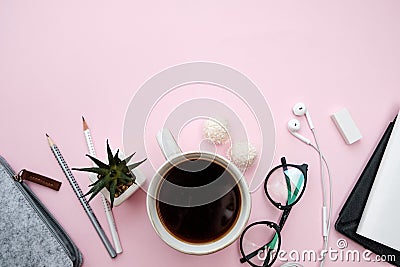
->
<box><xmin>82</xmin><ymin>116</ymin><xmax>89</xmax><ymax>131</ymax></box>
<box><xmin>46</xmin><ymin>134</ymin><xmax>54</xmax><ymax>146</ymax></box>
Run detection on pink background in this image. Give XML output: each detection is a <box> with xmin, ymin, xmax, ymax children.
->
<box><xmin>1</xmin><ymin>1</ymin><xmax>400</xmax><ymax>266</ymax></box>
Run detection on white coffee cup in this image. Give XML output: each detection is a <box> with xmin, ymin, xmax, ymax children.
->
<box><xmin>146</xmin><ymin>129</ymin><xmax>251</xmax><ymax>255</ymax></box>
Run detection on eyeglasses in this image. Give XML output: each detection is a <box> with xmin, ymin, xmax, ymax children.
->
<box><xmin>239</xmin><ymin>157</ymin><xmax>308</xmax><ymax>267</ymax></box>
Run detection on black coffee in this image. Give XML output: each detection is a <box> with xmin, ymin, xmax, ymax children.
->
<box><xmin>156</xmin><ymin>157</ymin><xmax>241</xmax><ymax>244</ymax></box>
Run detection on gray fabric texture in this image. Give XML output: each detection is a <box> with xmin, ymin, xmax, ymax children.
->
<box><xmin>0</xmin><ymin>164</ymin><xmax>73</xmax><ymax>267</ymax></box>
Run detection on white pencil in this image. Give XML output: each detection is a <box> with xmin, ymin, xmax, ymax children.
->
<box><xmin>82</xmin><ymin>117</ymin><xmax>123</xmax><ymax>254</ymax></box>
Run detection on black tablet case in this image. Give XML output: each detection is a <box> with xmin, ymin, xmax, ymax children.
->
<box><xmin>335</xmin><ymin>117</ymin><xmax>400</xmax><ymax>266</ymax></box>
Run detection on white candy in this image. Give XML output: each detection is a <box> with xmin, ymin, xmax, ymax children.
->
<box><xmin>203</xmin><ymin>119</ymin><xmax>229</xmax><ymax>144</ymax></box>
<box><xmin>227</xmin><ymin>142</ymin><xmax>257</xmax><ymax>170</ymax></box>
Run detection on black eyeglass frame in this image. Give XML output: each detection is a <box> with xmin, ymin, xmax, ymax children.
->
<box><xmin>239</xmin><ymin>157</ymin><xmax>308</xmax><ymax>267</ymax></box>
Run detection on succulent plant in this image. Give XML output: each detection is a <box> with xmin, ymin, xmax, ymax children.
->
<box><xmin>73</xmin><ymin>140</ymin><xmax>146</xmax><ymax>208</ymax></box>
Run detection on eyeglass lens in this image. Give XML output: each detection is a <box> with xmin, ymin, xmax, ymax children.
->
<box><xmin>265</xmin><ymin>164</ymin><xmax>305</xmax><ymax>209</ymax></box>
<box><xmin>240</xmin><ymin>222</ymin><xmax>280</xmax><ymax>267</ymax></box>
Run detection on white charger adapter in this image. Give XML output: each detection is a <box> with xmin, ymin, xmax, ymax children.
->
<box><xmin>331</xmin><ymin>108</ymin><xmax>362</xmax><ymax>145</ymax></box>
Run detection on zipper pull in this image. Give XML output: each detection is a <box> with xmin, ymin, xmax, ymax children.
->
<box><xmin>14</xmin><ymin>169</ymin><xmax>62</xmax><ymax>191</ymax></box>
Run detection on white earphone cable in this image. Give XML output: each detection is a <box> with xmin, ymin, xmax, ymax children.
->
<box><xmin>279</xmin><ymin>104</ymin><xmax>333</xmax><ymax>267</ymax></box>
<box><xmin>311</xmin><ymin>129</ymin><xmax>326</xmax><ymax>206</ymax></box>
<box><xmin>310</xmin><ymin>130</ymin><xmax>332</xmax><ymax>267</ymax></box>
<box><xmin>311</xmin><ymin>145</ymin><xmax>333</xmax><ymax>267</ymax></box>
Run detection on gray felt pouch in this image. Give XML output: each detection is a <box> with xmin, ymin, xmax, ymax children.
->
<box><xmin>0</xmin><ymin>156</ymin><xmax>83</xmax><ymax>267</ymax></box>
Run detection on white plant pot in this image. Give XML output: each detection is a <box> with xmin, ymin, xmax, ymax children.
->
<box><xmin>88</xmin><ymin>151</ymin><xmax>146</xmax><ymax>207</ymax></box>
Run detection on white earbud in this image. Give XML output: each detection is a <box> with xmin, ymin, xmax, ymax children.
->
<box><xmin>293</xmin><ymin>102</ymin><xmax>314</xmax><ymax>130</ymax></box>
<box><xmin>287</xmin><ymin>119</ymin><xmax>311</xmax><ymax>145</ymax></box>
